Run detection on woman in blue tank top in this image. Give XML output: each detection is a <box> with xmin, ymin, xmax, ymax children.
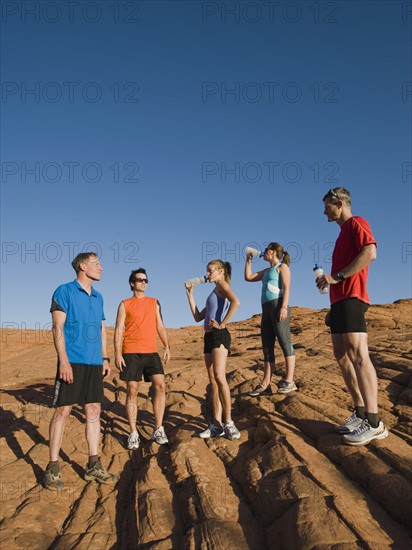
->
<box><xmin>244</xmin><ymin>242</ymin><xmax>297</xmax><ymax>396</ymax></box>
<box><xmin>185</xmin><ymin>259</ymin><xmax>241</xmax><ymax>441</ymax></box>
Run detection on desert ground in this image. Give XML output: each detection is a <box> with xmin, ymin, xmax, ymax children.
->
<box><xmin>1</xmin><ymin>299</ymin><xmax>411</xmax><ymax>549</ymax></box>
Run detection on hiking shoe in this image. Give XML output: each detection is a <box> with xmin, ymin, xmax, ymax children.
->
<box><xmin>84</xmin><ymin>459</ymin><xmax>117</xmax><ymax>485</ymax></box>
<box><xmin>249</xmin><ymin>384</ymin><xmax>273</xmax><ymax>397</ymax></box>
<box><xmin>334</xmin><ymin>411</ymin><xmax>364</xmax><ymax>434</ymax></box>
<box><xmin>43</xmin><ymin>464</ymin><xmax>64</xmax><ymax>491</ymax></box>
<box><xmin>277</xmin><ymin>381</ymin><xmax>297</xmax><ymax>394</ymax></box>
<box><xmin>277</xmin><ymin>379</ymin><xmax>288</xmax><ymax>388</ymax></box>
<box><xmin>127</xmin><ymin>431</ymin><xmax>140</xmax><ymax>450</ymax></box>
<box><xmin>224</xmin><ymin>421</ymin><xmax>241</xmax><ymax>441</ymax></box>
<box><xmin>343</xmin><ymin>419</ymin><xmax>388</xmax><ymax>446</ymax></box>
<box><xmin>199</xmin><ymin>423</ymin><xmax>225</xmax><ymax>439</ymax></box>
<box><xmin>151</xmin><ymin>426</ymin><xmax>168</xmax><ymax>445</ymax></box>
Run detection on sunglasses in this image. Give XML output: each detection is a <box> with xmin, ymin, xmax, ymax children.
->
<box><xmin>328</xmin><ymin>188</ymin><xmax>341</xmax><ymax>202</ymax></box>
<box><xmin>134</xmin><ymin>278</ymin><xmax>148</xmax><ymax>284</ymax></box>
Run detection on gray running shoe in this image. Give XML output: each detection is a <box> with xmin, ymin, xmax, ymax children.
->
<box><xmin>343</xmin><ymin>419</ymin><xmax>388</xmax><ymax>446</ymax></box>
<box><xmin>127</xmin><ymin>431</ymin><xmax>140</xmax><ymax>450</ymax></box>
<box><xmin>43</xmin><ymin>464</ymin><xmax>64</xmax><ymax>491</ymax></box>
<box><xmin>224</xmin><ymin>421</ymin><xmax>241</xmax><ymax>441</ymax></box>
<box><xmin>249</xmin><ymin>384</ymin><xmax>273</xmax><ymax>397</ymax></box>
<box><xmin>84</xmin><ymin>459</ymin><xmax>117</xmax><ymax>485</ymax></box>
<box><xmin>277</xmin><ymin>381</ymin><xmax>297</xmax><ymax>394</ymax></box>
<box><xmin>334</xmin><ymin>412</ymin><xmax>364</xmax><ymax>434</ymax></box>
<box><xmin>199</xmin><ymin>423</ymin><xmax>225</xmax><ymax>439</ymax></box>
<box><xmin>151</xmin><ymin>426</ymin><xmax>168</xmax><ymax>445</ymax></box>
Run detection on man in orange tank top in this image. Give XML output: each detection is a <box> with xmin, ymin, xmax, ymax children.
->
<box><xmin>114</xmin><ymin>268</ymin><xmax>171</xmax><ymax>448</ymax></box>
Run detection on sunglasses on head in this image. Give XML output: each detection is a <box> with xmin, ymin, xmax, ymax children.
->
<box><xmin>328</xmin><ymin>188</ymin><xmax>341</xmax><ymax>202</ymax></box>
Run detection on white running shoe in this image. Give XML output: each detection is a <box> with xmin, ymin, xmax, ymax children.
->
<box><xmin>224</xmin><ymin>421</ymin><xmax>241</xmax><ymax>441</ymax></box>
<box><xmin>199</xmin><ymin>423</ymin><xmax>225</xmax><ymax>439</ymax></box>
<box><xmin>343</xmin><ymin>419</ymin><xmax>388</xmax><ymax>446</ymax></box>
<box><xmin>334</xmin><ymin>412</ymin><xmax>364</xmax><ymax>434</ymax></box>
<box><xmin>127</xmin><ymin>431</ymin><xmax>140</xmax><ymax>450</ymax></box>
<box><xmin>151</xmin><ymin>426</ymin><xmax>168</xmax><ymax>445</ymax></box>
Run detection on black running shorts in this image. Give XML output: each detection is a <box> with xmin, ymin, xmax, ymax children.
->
<box><xmin>53</xmin><ymin>363</ymin><xmax>103</xmax><ymax>406</ymax></box>
<box><xmin>330</xmin><ymin>298</ymin><xmax>369</xmax><ymax>334</ymax></box>
<box><xmin>120</xmin><ymin>353</ymin><xmax>164</xmax><ymax>382</ymax></box>
<box><xmin>203</xmin><ymin>328</ymin><xmax>231</xmax><ymax>354</ymax></box>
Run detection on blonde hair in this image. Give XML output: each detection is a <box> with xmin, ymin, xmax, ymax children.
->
<box><xmin>322</xmin><ymin>187</ymin><xmax>351</xmax><ymax>206</ymax></box>
<box><xmin>267</xmin><ymin>243</ymin><xmax>290</xmax><ymax>266</ymax></box>
<box><xmin>208</xmin><ymin>259</ymin><xmax>232</xmax><ymax>283</ymax></box>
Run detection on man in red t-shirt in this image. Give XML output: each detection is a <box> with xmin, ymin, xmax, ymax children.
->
<box><xmin>316</xmin><ymin>188</ymin><xmax>388</xmax><ymax>446</ymax></box>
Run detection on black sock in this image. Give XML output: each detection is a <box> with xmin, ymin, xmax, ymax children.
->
<box><xmin>88</xmin><ymin>455</ymin><xmax>99</xmax><ymax>468</ymax></box>
<box><xmin>47</xmin><ymin>460</ymin><xmax>59</xmax><ymax>470</ymax></box>
<box><xmin>355</xmin><ymin>406</ymin><xmax>366</xmax><ymax>419</ymax></box>
<box><xmin>366</xmin><ymin>412</ymin><xmax>380</xmax><ymax>428</ymax></box>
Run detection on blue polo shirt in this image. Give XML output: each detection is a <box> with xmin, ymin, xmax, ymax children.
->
<box><xmin>50</xmin><ymin>280</ymin><xmax>105</xmax><ymax>365</ymax></box>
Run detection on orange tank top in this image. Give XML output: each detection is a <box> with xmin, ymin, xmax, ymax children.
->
<box><xmin>122</xmin><ymin>296</ymin><xmax>158</xmax><ymax>353</ymax></box>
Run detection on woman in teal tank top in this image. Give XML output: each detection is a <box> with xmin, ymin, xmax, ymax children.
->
<box><xmin>244</xmin><ymin>242</ymin><xmax>297</xmax><ymax>395</ymax></box>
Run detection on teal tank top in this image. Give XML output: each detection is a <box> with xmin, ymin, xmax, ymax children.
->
<box><xmin>261</xmin><ymin>263</ymin><xmax>283</xmax><ymax>304</ymax></box>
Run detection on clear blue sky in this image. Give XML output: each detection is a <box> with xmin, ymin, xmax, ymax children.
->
<box><xmin>1</xmin><ymin>0</ymin><xmax>411</xmax><ymax>331</ymax></box>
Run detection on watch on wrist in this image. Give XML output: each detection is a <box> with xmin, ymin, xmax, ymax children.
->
<box><xmin>336</xmin><ymin>272</ymin><xmax>345</xmax><ymax>281</ymax></box>
<box><xmin>103</xmin><ymin>357</ymin><xmax>110</xmax><ymax>362</ymax></box>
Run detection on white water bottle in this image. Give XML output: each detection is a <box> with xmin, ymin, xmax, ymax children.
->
<box><xmin>185</xmin><ymin>276</ymin><xmax>207</xmax><ymax>287</ymax></box>
<box><xmin>245</xmin><ymin>246</ymin><xmax>263</xmax><ymax>258</ymax></box>
<box><xmin>313</xmin><ymin>264</ymin><xmax>329</xmax><ymax>294</ymax></box>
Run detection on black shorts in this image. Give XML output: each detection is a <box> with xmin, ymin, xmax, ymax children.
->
<box><xmin>53</xmin><ymin>363</ymin><xmax>103</xmax><ymax>407</ymax></box>
<box><xmin>120</xmin><ymin>353</ymin><xmax>164</xmax><ymax>382</ymax></box>
<box><xmin>203</xmin><ymin>328</ymin><xmax>231</xmax><ymax>354</ymax></box>
<box><xmin>330</xmin><ymin>298</ymin><xmax>369</xmax><ymax>334</ymax></box>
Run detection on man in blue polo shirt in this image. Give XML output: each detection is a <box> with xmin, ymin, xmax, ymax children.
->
<box><xmin>44</xmin><ymin>252</ymin><xmax>117</xmax><ymax>490</ymax></box>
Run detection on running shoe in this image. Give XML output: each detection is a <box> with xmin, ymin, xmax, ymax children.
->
<box><xmin>151</xmin><ymin>426</ymin><xmax>168</xmax><ymax>445</ymax></box>
<box><xmin>127</xmin><ymin>431</ymin><xmax>140</xmax><ymax>450</ymax></box>
<box><xmin>43</xmin><ymin>463</ymin><xmax>64</xmax><ymax>491</ymax></box>
<box><xmin>277</xmin><ymin>381</ymin><xmax>297</xmax><ymax>394</ymax></box>
<box><xmin>84</xmin><ymin>459</ymin><xmax>117</xmax><ymax>484</ymax></box>
<box><xmin>199</xmin><ymin>423</ymin><xmax>225</xmax><ymax>439</ymax></box>
<box><xmin>343</xmin><ymin>419</ymin><xmax>388</xmax><ymax>446</ymax></box>
<box><xmin>224</xmin><ymin>421</ymin><xmax>241</xmax><ymax>441</ymax></box>
<box><xmin>249</xmin><ymin>384</ymin><xmax>273</xmax><ymax>396</ymax></box>
<box><xmin>334</xmin><ymin>412</ymin><xmax>364</xmax><ymax>434</ymax></box>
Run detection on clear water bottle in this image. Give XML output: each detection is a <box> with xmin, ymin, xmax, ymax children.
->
<box><xmin>313</xmin><ymin>264</ymin><xmax>329</xmax><ymax>294</ymax></box>
<box><xmin>185</xmin><ymin>276</ymin><xmax>208</xmax><ymax>287</ymax></box>
<box><xmin>245</xmin><ymin>246</ymin><xmax>264</xmax><ymax>258</ymax></box>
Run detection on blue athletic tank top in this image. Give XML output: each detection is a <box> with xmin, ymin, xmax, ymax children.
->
<box><xmin>204</xmin><ymin>289</ymin><xmax>229</xmax><ymax>330</ymax></box>
<box><xmin>261</xmin><ymin>263</ymin><xmax>283</xmax><ymax>304</ymax></box>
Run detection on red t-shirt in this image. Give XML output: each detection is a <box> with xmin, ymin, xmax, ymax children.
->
<box><xmin>122</xmin><ymin>296</ymin><xmax>158</xmax><ymax>353</ymax></box>
<box><xmin>330</xmin><ymin>216</ymin><xmax>376</xmax><ymax>305</ymax></box>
